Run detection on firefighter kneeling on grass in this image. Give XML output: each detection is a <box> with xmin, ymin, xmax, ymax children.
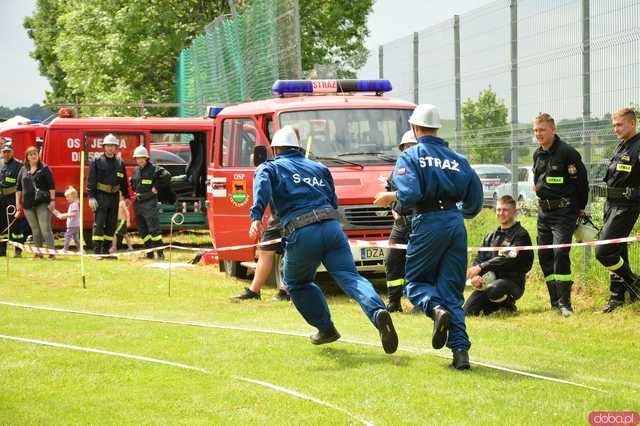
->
<box><xmin>464</xmin><ymin>195</ymin><xmax>534</xmax><ymax>316</ymax></box>
<box><xmin>87</xmin><ymin>134</ymin><xmax>130</xmax><ymax>257</ymax></box>
<box><xmin>131</xmin><ymin>145</ymin><xmax>171</xmax><ymax>260</ymax></box>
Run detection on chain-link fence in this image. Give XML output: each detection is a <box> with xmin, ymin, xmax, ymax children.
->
<box><xmin>175</xmin><ymin>0</ymin><xmax>301</xmax><ymax>117</ymax></box>
<box><xmin>359</xmin><ymin>0</ymin><xmax>640</xmax><ymax>286</ymax></box>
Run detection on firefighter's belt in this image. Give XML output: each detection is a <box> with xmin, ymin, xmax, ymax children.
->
<box><xmin>0</xmin><ymin>186</ymin><xmax>17</xmax><ymax>196</ymax></box>
<box><xmin>284</xmin><ymin>208</ymin><xmax>340</xmax><ymax>236</ymax></box>
<box><xmin>538</xmin><ymin>198</ymin><xmax>571</xmax><ymax>211</ymax></box>
<box><xmin>606</xmin><ymin>186</ymin><xmax>640</xmax><ymax>201</ymax></box>
<box><xmin>135</xmin><ymin>192</ymin><xmax>157</xmax><ymax>202</ymax></box>
<box><xmin>415</xmin><ymin>198</ymin><xmax>458</xmax><ymax>213</ymax></box>
<box><xmin>97</xmin><ymin>183</ymin><xmax>120</xmax><ymax>193</ymax></box>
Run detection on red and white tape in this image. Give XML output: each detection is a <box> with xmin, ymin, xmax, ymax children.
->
<box><xmin>7</xmin><ymin>234</ymin><xmax>640</xmax><ymax>259</ymax></box>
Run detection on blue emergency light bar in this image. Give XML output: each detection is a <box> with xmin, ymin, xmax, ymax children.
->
<box><xmin>272</xmin><ymin>79</ymin><xmax>393</xmax><ymax>95</ymax></box>
<box><xmin>207</xmin><ymin>106</ymin><xmax>224</xmax><ymax>118</ymax></box>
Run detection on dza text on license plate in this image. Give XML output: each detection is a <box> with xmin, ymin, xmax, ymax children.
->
<box><xmin>360</xmin><ymin>247</ymin><xmax>384</xmax><ymax>260</ymax></box>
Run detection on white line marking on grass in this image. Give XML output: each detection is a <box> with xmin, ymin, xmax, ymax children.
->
<box><xmin>0</xmin><ymin>334</ymin><xmax>208</xmax><ymax>373</ymax></box>
<box><xmin>235</xmin><ymin>376</ymin><xmax>374</xmax><ymax>426</ymax></box>
<box><xmin>0</xmin><ymin>300</ymin><xmax>606</xmax><ymax>392</ymax></box>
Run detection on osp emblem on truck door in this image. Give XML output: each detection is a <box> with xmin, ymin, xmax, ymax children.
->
<box><xmin>229</xmin><ymin>179</ymin><xmax>250</xmax><ymax>207</ymax></box>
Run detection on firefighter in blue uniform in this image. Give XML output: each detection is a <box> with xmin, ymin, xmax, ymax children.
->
<box><xmin>250</xmin><ymin>126</ymin><xmax>398</xmax><ymax>354</ymax></box>
<box><xmin>532</xmin><ymin>113</ymin><xmax>589</xmax><ymax>317</ymax></box>
<box><xmin>0</xmin><ymin>140</ymin><xmax>25</xmax><ymax>257</ymax></box>
<box><xmin>374</xmin><ymin>104</ymin><xmax>483</xmax><ymax>370</ymax></box>
<box><xmin>131</xmin><ymin>145</ymin><xmax>170</xmax><ymax>260</ymax></box>
<box><xmin>596</xmin><ymin>107</ymin><xmax>640</xmax><ymax>312</ymax></box>
<box><xmin>87</xmin><ymin>134</ymin><xmax>130</xmax><ymax>257</ymax></box>
<box><xmin>384</xmin><ymin>130</ymin><xmax>417</xmax><ymax>312</ymax></box>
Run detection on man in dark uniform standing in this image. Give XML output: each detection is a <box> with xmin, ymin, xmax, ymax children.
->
<box><xmin>384</xmin><ymin>130</ymin><xmax>417</xmax><ymax>312</ymax></box>
<box><xmin>596</xmin><ymin>107</ymin><xmax>640</xmax><ymax>312</ymax></box>
<box><xmin>464</xmin><ymin>195</ymin><xmax>534</xmax><ymax>316</ymax></box>
<box><xmin>375</xmin><ymin>104</ymin><xmax>483</xmax><ymax>369</ymax></box>
<box><xmin>131</xmin><ymin>145</ymin><xmax>170</xmax><ymax>260</ymax></box>
<box><xmin>533</xmin><ymin>113</ymin><xmax>589</xmax><ymax>317</ymax></box>
<box><xmin>0</xmin><ymin>140</ymin><xmax>25</xmax><ymax>257</ymax></box>
<box><xmin>87</xmin><ymin>134</ymin><xmax>130</xmax><ymax>257</ymax></box>
<box><xmin>250</xmin><ymin>126</ymin><xmax>398</xmax><ymax>354</ymax></box>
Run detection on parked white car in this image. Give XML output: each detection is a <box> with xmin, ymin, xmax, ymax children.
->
<box><xmin>494</xmin><ymin>166</ymin><xmax>536</xmax><ymax>208</ymax></box>
<box><xmin>471</xmin><ymin>164</ymin><xmax>512</xmax><ymax>207</ymax></box>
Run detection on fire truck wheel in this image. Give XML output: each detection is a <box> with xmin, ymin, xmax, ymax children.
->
<box><xmin>222</xmin><ymin>260</ymin><xmax>248</xmax><ymax>279</ymax></box>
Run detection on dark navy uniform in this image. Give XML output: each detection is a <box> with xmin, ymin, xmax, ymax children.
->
<box><xmin>384</xmin><ymin>171</ymin><xmax>413</xmax><ymax>312</ymax></box>
<box><xmin>533</xmin><ymin>135</ymin><xmax>588</xmax><ymax>312</ymax></box>
<box><xmin>131</xmin><ymin>161</ymin><xmax>170</xmax><ymax>259</ymax></box>
<box><xmin>251</xmin><ymin>149</ymin><xmax>396</xmax><ymax>351</ymax></box>
<box><xmin>87</xmin><ymin>154</ymin><xmax>130</xmax><ymax>254</ymax></box>
<box><xmin>463</xmin><ymin>222</ymin><xmax>533</xmax><ymax>316</ymax></box>
<box><xmin>596</xmin><ymin>132</ymin><xmax>640</xmax><ymax>310</ymax></box>
<box><xmin>0</xmin><ymin>156</ymin><xmax>26</xmax><ymax>256</ymax></box>
<box><xmin>393</xmin><ymin>135</ymin><xmax>483</xmax><ymax>352</ymax></box>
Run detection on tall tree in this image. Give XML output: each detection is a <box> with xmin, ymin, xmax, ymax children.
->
<box><xmin>461</xmin><ymin>87</ymin><xmax>510</xmax><ymax>164</ymax></box>
<box><xmin>25</xmin><ymin>0</ymin><xmax>374</xmax><ymax>108</ymax></box>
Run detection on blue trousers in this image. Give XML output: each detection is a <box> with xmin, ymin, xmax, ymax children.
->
<box><xmin>283</xmin><ymin>219</ymin><xmax>386</xmax><ymax>332</ymax></box>
<box><xmin>404</xmin><ymin>210</ymin><xmax>470</xmax><ymax>351</ymax></box>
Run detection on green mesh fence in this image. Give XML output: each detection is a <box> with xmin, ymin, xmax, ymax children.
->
<box><xmin>176</xmin><ymin>0</ymin><xmax>301</xmax><ymax>117</ymax></box>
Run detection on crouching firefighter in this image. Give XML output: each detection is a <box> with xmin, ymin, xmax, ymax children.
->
<box><xmin>0</xmin><ymin>140</ymin><xmax>25</xmax><ymax>257</ymax></box>
<box><xmin>87</xmin><ymin>134</ymin><xmax>130</xmax><ymax>257</ymax></box>
<box><xmin>464</xmin><ymin>195</ymin><xmax>534</xmax><ymax>316</ymax></box>
<box><xmin>131</xmin><ymin>145</ymin><xmax>171</xmax><ymax>260</ymax></box>
<box><xmin>384</xmin><ymin>130</ymin><xmax>418</xmax><ymax>312</ymax></box>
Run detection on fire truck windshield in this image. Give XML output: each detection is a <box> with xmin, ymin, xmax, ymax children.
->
<box><xmin>279</xmin><ymin>108</ymin><xmax>412</xmax><ymax>165</ymax></box>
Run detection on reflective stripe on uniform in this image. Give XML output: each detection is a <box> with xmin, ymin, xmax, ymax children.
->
<box><xmin>115</xmin><ymin>220</ymin><xmax>125</xmax><ymax>234</ymax></box>
<box><xmin>386</xmin><ymin>278</ymin><xmax>405</xmax><ymax>288</ymax></box>
<box><xmin>545</xmin><ymin>274</ymin><xmax>572</xmax><ymax>282</ymax></box>
<box><xmin>92</xmin><ymin>235</ymin><xmax>104</xmax><ymax>241</ymax></box>
<box><xmin>489</xmin><ymin>294</ymin><xmax>508</xmax><ymax>303</ymax></box>
<box><xmin>4</xmin><ymin>177</ymin><xmax>16</xmax><ymax>183</ymax></box>
<box><xmin>616</xmin><ymin>164</ymin><xmax>632</xmax><ymax>173</ymax></box>
<box><xmin>0</xmin><ymin>234</ymin><xmax>8</xmax><ymax>238</ymax></box>
<box><xmin>150</xmin><ymin>235</ymin><xmax>162</xmax><ymax>241</ymax></box>
<box><xmin>103</xmin><ymin>235</ymin><xmax>114</xmax><ymax>241</ymax></box>
<box><xmin>607</xmin><ymin>258</ymin><xmax>625</xmax><ymax>271</ymax></box>
<box><xmin>10</xmin><ymin>233</ymin><xmax>23</xmax><ymax>239</ymax></box>
<box><xmin>546</xmin><ymin>176</ymin><xmax>564</xmax><ymax>184</ymax></box>
<box><xmin>143</xmin><ymin>235</ymin><xmax>152</xmax><ymax>242</ymax></box>
<box><xmin>141</xmin><ymin>179</ymin><xmax>153</xmax><ymax>185</ymax></box>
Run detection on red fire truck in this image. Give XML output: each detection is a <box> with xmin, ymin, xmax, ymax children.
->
<box><xmin>207</xmin><ymin>79</ymin><xmax>415</xmax><ymax>281</ymax></box>
<box><xmin>0</xmin><ymin>79</ymin><xmax>415</xmax><ymax>283</ymax></box>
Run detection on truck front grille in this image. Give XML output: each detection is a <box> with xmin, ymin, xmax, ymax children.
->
<box><xmin>340</xmin><ymin>205</ymin><xmax>394</xmax><ymax>230</ymax></box>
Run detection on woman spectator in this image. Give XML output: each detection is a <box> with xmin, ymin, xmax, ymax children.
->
<box><xmin>15</xmin><ymin>146</ymin><xmax>56</xmax><ymax>259</ymax></box>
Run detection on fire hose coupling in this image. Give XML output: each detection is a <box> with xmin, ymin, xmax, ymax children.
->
<box><xmin>171</xmin><ymin>213</ymin><xmax>185</xmax><ymax>226</ymax></box>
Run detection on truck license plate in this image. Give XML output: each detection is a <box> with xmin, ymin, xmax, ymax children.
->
<box><xmin>360</xmin><ymin>247</ymin><xmax>384</xmax><ymax>260</ymax></box>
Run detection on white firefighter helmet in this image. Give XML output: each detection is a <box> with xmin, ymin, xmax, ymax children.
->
<box><xmin>408</xmin><ymin>104</ymin><xmax>442</xmax><ymax>129</ymax></box>
<box><xmin>133</xmin><ymin>145</ymin><xmax>149</xmax><ymax>158</ymax></box>
<box><xmin>574</xmin><ymin>216</ymin><xmax>599</xmax><ymax>243</ymax></box>
<box><xmin>101</xmin><ymin>133</ymin><xmax>120</xmax><ymax>147</ymax></box>
<box><xmin>270</xmin><ymin>126</ymin><xmax>301</xmax><ymax>148</ymax></box>
<box><xmin>399</xmin><ymin>130</ymin><xmax>417</xmax><ymax>151</ymax></box>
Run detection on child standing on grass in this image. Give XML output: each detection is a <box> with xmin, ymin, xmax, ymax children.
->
<box><xmin>56</xmin><ymin>186</ymin><xmax>81</xmax><ymax>251</ymax></box>
<box><xmin>111</xmin><ymin>193</ymin><xmax>134</xmax><ymax>253</ymax></box>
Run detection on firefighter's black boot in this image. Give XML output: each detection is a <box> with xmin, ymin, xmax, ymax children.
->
<box><xmin>557</xmin><ymin>281</ymin><xmax>574</xmax><ymax>317</ymax></box>
<box><xmin>626</xmin><ymin>276</ymin><xmax>640</xmax><ymax>303</ymax></box>
<box><xmin>430</xmin><ymin>305</ymin><xmax>451</xmax><ymax>349</ymax></box>
<box><xmin>451</xmin><ymin>349</ymin><xmax>470</xmax><ymax>370</ymax></box>
<box><xmin>386</xmin><ymin>285</ymin><xmax>404</xmax><ymax>313</ymax></box>
<box><xmin>602</xmin><ymin>274</ymin><xmax>626</xmax><ymax>313</ymax></box>
<box><xmin>546</xmin><ymin>281</ymin><xmax>559</xmax><ymax>310</ymax></box>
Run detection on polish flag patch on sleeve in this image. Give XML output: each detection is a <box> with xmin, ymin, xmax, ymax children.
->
<box><xmin>397</xmin><ymin>167</ymin><xmax>406</xmax><ymax>176</ymax></box>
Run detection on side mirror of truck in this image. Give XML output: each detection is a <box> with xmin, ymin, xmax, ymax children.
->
<box><xmin>253</xmin><ymin>145</ymin><xmax>268</xmax><ymax>166</ymax></box>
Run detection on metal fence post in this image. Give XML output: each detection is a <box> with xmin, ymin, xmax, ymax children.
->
<box><xmin>378</xmin><ymin>45</ymin><xmax>384</xmax><ymax>79</ymax></box>
<box><xmin>582</xmin><ymin>0</ymin><xmax>592</xmax><ymax>275</ymax></box>
<box><xmin>454</xmin><ymin>15</ymin><xmax>461</xmax><ymax>152</ymax></box>
<box><xmin>510</xmin><ymin>0</ymin><xmax>519</xmax><ymax>201</ymax></box>
<box><xmin>413</xmin><ymin>32</ymin><xmax>419</xmax><ymax>104</ymax></box>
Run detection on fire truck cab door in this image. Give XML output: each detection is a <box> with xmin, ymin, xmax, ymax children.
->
<box><xmin>207</xmin><ymin>117</ymin><xmax>269</xmax><ymax>260</ymax></box>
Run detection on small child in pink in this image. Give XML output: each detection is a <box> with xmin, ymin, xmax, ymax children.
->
<box><xmin>57</xmin><ymin>186</ymin><xmax>81</xmax><ymax>251</ymax></box>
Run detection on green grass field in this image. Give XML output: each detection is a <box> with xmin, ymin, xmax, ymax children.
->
<box><xmin>1</xmin><ymin>217</ymin><xmax>639</xmax><ymax>425</ymax></box>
